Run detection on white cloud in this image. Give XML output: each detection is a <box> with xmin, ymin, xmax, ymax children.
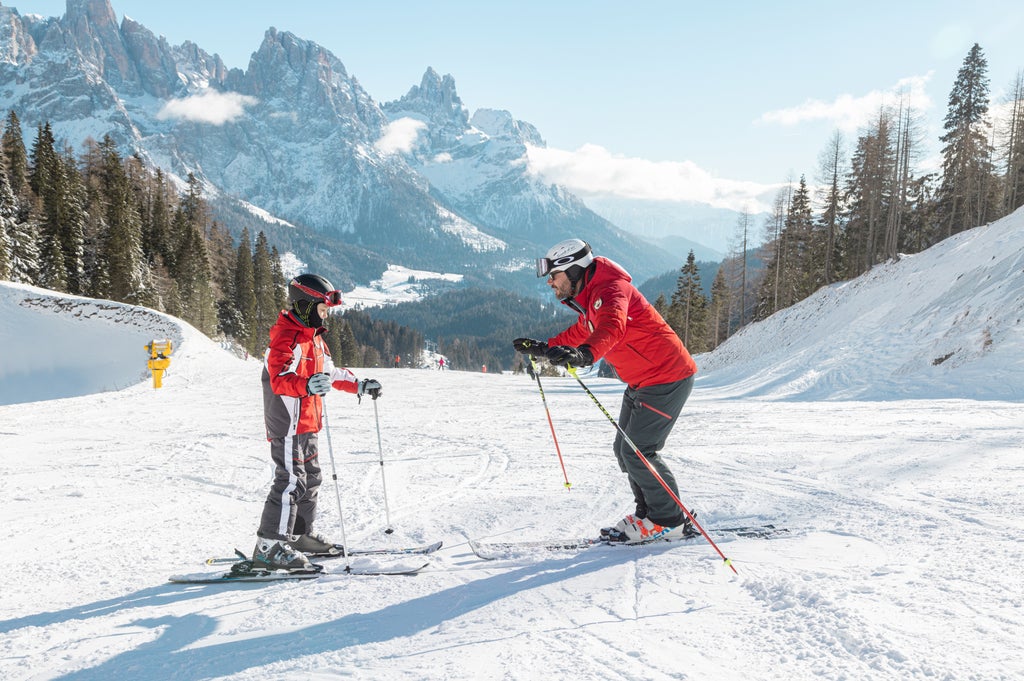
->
<box><xmin>525</xmin><ymin>143</ymin><xmax>779</xmax><ymax>213</ymax></box>
<box><xmin>375</xmin><ymin>117</ymin><xmax>426</xmax><ymax>155</ymax></box>
<box><xmin>156</xmin><ymin>90</ymin><xmax>258</xmax><ymax>125</ymax></box>
<box><xmin>759</xmin><ymin>74</ymin><xmax>934</xmax><ymax>132</ymax></box>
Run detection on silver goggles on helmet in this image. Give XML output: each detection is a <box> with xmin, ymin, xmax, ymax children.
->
<box><xmin>535</xmin><ymin>243</ymin><xmax>592</xmax><ymax>278</ymax></box>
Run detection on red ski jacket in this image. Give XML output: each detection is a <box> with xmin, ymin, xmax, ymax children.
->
<box><xmin>548</xmin><ymin>257</ymin><xmax>697</xmax><ymax>388</ymax></box>
<box><xmin>262</xmin><ymin>310</ymin><xmax>359</xmax><ymax>439</ymax></box>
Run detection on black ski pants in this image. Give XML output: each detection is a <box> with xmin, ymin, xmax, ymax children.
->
<box><xmin>613</xmin><ymin>375</ymin><xmax>694</xmax><ymax>528</ymax></box>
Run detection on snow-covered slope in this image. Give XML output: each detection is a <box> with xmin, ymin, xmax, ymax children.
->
<box><xmin>699</xmin><ymin>209</ymin><xmax>1024</xmax><ymax>400</ymax></box>
<box><xmin>1</xmin><ymin>214</ymin><xmax>1022</xmax><ymax>679</ymax></box>
<box><xmin>0</xmin><ymin>282</ymin><xmax>223</xmax><ymax>406</ymax></box>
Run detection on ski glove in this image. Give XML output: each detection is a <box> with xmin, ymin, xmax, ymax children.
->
<box><xmin>545</xmin><ymin>345</ymin><xmax>594</xmax><ymax>368</ymax></box>
<box><xmin>512</xmin><ymin>337</ymin><xmax>548</xmax><ymax>355</ymax></box>
<box><xmin>358</xmin><ymin>378</ymin><xmax>382</xmax><ymax>401</ymax></box>
<box><xmin>306</xmin><ymin>372</ymin><xmax>332</xmax><ymax>396</ymax></box>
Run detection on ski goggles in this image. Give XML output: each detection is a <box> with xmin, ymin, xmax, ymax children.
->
<box><xmin>535</xmin><ymin>244</ymin><xmax>591</xmax><ymax>278</ymax></box>
<box><xmin>291</xmin><ymin>281</ymin><xmax>344</xmax><ymax>307</ymax></box>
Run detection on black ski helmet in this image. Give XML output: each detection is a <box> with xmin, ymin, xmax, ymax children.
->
<box><xmin>289</xmin><ymin>274</ymin><xmax>341</xmax><ymax>328</ymax></box>
<box><xmin>289</xmin><ymin>274</ymin><xmax>342</xmax><ymax>307</ymax></box>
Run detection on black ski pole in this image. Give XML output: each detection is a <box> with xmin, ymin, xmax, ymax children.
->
<box><xmin>565</xmin><ymin>365</ymin><xmax>737</xmax><ymax>575</ymax></box>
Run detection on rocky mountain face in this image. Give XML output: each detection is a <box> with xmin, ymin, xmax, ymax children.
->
<box><xmin>0</xmin><ymin>0</ymin><xmax>677</xmax><ymax>292</ymax></box>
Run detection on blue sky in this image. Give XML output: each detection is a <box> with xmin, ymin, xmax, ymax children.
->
<box><xmin>17</xmin><ymin>1</ymin><xmax>1024</xmax><ymax>213</ymax></box>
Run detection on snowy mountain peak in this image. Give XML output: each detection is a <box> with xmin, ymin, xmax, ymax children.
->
<box><xmin>0</xmin><ymin>5</ymin><xmax>38</xmax><ymax>65</ymax></box>
<box><xmin>62</xmin><ymin>0</ymin><xmax>141</xmax><ymax>92</ymax></box>
<box><xmin>0</xmin><ymin>2</ymin><xmax>677</xmax><ymax>289</ymax></box>
<box><xmin>387</xmin><ymin>67</ymin><xmax>469</xmax><ymax>128</ymax></box>
<box><xmin>470</xmin><ymin>108</ymin><xmax>544</xmax><ymax>147</ymax></box>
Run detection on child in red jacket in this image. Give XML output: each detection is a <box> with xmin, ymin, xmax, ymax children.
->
<box><xmin>254</xmin><ymin>274</ymin><xmax>381</xmax><ymax>571</ymax></box>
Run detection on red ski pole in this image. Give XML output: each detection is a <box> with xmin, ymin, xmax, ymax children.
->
<box><xmin>566</xmin><ymin>366</ymin><xmax>737</xmax><ymax>575</ymax></box>
<box><xmin>529</xmin><ymin>354</ymin><xmax>572</xmax><ymax>489</ymax></box>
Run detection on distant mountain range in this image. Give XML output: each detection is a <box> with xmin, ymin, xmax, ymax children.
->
<box><xmin>0</xmin><ymin>0</ymin><xmax>705</xmax><ymax>295</ymax></box>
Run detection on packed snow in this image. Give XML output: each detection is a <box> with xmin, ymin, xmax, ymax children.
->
<box><xmin>1</xmin><ymin>210</ymin><xmax>1023</xmax><ymax>680</ymax></box>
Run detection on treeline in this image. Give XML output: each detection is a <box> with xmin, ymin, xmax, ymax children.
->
<box><xmin>0</xmin><ymin>112</ymin><xmax>422</xmax><ymax>364</ymax></box>
<box><xmin>329</xmin><ymin>309</ymin><xmax>424</xmax><ymax>368</ymax></box>
<box><xmin>368</xmin><ymin>287</ymin><xmax>575</xmax><ymax>373</ymax></box>
<box><xmin>662</xmin><ymin>43</ymin><xmax>1024</xmax><ymax>354</ymax></box>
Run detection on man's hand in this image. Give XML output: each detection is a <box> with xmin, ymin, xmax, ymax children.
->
<box><xmin>544</xmin><ymin>345</ymin><xmax>594</xmax><ymax>368</ymax></box>
<box><xmin>512</xmin><ymin>337</ymin><xmax>548</xmax><ymax>355</ymax></box>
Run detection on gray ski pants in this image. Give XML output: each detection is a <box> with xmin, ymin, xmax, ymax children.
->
<box><xmin>613</xmin><ymin>375</ymin><xmax>694</xmax><ymax>528</ymax></box>
<box><xmin>257</xmin><ymin>431</ymin><xmax>322</xmax><ymax>540</ymax></box>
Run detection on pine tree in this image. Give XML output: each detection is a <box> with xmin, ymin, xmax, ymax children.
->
<box><xmin>143</xmin><ymin>168</ymin><xmax>174</xmax><ymax>269</ymax></box>
<box><xmin>58</xmin><ymin>149</ymin><xmax>87</xmax><ymax>294</ymax></box>
<box><xmin>785</xmin><ymin>175</ymin><xmax>816</xmax><ymax>302</ymax></box>
<box><xmin>96</xmin><ymin>136</ymin><xmax>149</xmax><ymax>303</ymax></box>
<box><xmin>270</xmin><ymin>245</ymin><xmax>287</xmax><ymax>312</ymax></box>
<box><xmin>0</xmin><ymin>163</ymin><xmax>16</xmax><ymax>280</ymax></box>
<box><xmin>1000</xmin><ymin>70</ymin><xmax>1024</xmax><ymax>215</ymax></box>
<box><xmin>816</xmin><ymin>131</ymin><xmax>846</xmax><ymax>284</ymax></box>
<box><xmin>652</xmin><ymin>292</ymin><xmax>668</xmax><ymax>319</ymax></box>
<box><xmin>706</xmin><ymin>266</ymin><xmax>730</xmax><ymax>350</ymax></box>
<box><xmin>29</xmin><ymin>123</ymin><xmax>66</xmax><ymax>290</ymax></box>
<box><xmin>842</xmin><ymin>110</ymin><xmax>895</xmax><ymax>277</ymax></box>
<box><xmin>174</xmin><ymin>213</ymin><xmax>217</xmax><ymax>334</ymax></box>
<box><xmin>252</xmin><ymin>231</ymin><xmax>278</xmax><ymax>352</ymax></box>
<box><xmin>881</xmin><ymin>92</ymin><xmax>927</xmax><ymax>261</ymax></box>
<box><xmin>4</xmin><ymin>156</ymin><xmax>40</xmax><ymax>285</ymax></box>
<box><xmin>2</xmin><ymin>111</ymin><xmax>28</xmax><ymax>196</ymax></box>
<box><xmin>232</xmin><ymin>228</ymin><xmax>257</xmax><ymax>350</ymax></box>
<box><xmin>938</xmin><ymin>43</ymin><xmax>996</xmax><ymax>235</ymax></box>
<box><xmin>668</xmin><ymin>250</ymin><xmax>708</xmax><ymax>352</ymax></box>
<box><xmin>755</xmin><ymin>188</ymin><xmax>789</xmax><ymax>320</ymax></box>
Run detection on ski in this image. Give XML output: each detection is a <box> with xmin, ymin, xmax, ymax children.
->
<box><xmin>171</xmin><ymin>559</ymin><xmax>430</xmax><ymax>584</ymax></box>
<box><xmin>169</xmin><ymin>569</ymin><xmax>323</xmax><ymax>584</ymax></box>
<box><xmin>204</xmin><ymin>540</ymin><xmax>443</xmax><ymax>566</ymax></box>
<box><xmin>469</xmin><ymin>524</ymin><xmax>787</xmax><ymax>560</ymax></box>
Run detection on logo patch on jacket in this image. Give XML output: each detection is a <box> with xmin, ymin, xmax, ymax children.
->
<box><xmin>593</xmin><ymin>298</ymin><xmax>602</xmax><ymax>310</ymax></box>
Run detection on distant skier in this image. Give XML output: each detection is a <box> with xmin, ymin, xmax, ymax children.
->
<box><xmin>255</xmin><ymin>274</ymin><xmax>382</xmax><ymax>571</ymax></box>
<box><xmin>512</xmin><ymin>239</ymin><xmax>698</xmax><ymax>543</ymax></box>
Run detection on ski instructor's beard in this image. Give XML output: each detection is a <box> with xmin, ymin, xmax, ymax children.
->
<box><xmin>549</xmin><ymin>274</ymin><xmax>574</xmax><ymax>301</ymax></box>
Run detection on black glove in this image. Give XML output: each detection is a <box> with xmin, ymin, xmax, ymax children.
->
<box><xmin>306</xmin><ymin>372</ymin><xmax>332</xmax><ymax>396</ymax></box>
<box><xmin>358</xmin><ymin>378</ymin><xmax>382</xmax><ymax>400</ymax></box>
<box><xmin>512</xmin><ymin>337</ymin><xmax>548</xmax><ymax>355</ymax></box>
<box><xmin>545</xmin><ymin>345</ymin><xmax>594</xmax><ymax>368</ymax></box>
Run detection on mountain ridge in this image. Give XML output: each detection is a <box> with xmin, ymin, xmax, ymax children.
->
<box><xmin>0</xmin><ymin>0</ymin><xmax>681</xmax><ymax>293</ymax></box>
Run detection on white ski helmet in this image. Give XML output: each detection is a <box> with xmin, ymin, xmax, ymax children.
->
<box><xmin>536</xmin><ymin>238</ymin><xmax>594</xmax><ymax>279</ymax></box>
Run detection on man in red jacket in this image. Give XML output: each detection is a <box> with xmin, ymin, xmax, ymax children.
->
<box><xmin>255</xmin><ymin>273</ymin><xmax>382</xmax><ymax>571</ymax></box>
<box><xmin>513</xmin><ymin>239</ymin><xmax>698</xmax><ymax>543</ymax></box>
